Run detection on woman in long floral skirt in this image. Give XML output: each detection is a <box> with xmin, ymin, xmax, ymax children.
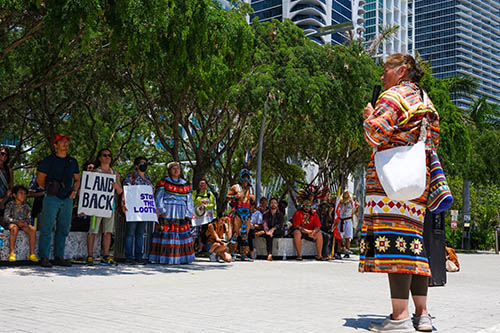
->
<box><xmin>149</xmin><ymin>162</ymin><xmax>195</xmax><ymax>264</ymax></box>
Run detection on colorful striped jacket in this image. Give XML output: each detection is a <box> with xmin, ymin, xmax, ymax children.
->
<box><xmin>363</xmin><ymin>82</ymin><xmax>440</xmax><ymax>204</ymax></box>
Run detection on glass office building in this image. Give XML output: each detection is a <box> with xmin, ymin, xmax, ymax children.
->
<box><xmin>249</xmin><ymin>0</ymin><xmax>360</xmax><ymax>45</ymax></box>
<box><xmin>363</xmin><ymin>0</ymin><xmax>415</xmax><ymax>59</ymax></box>
<box><xmin>415</xmin><ymin>0</ymin><xmax>500</xmax><ymax>108</ymax></box>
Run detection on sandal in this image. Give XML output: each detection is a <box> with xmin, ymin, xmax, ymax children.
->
<box><xmin>241</xmin><ymin>255</ymin><xmax>253</xmax><ymax>262</ymax></box>
<box><xmin>315</xmin><ymin>256</ymin><xmax>323</xmax><ymax>261</ymax></box>
<box><xmin>296</xmin><ymin>257</ymin><xmax>303</xmax><ymax>261</ymax></box>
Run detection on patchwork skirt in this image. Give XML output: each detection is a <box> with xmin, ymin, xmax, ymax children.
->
<box><xmin>149</xmin><ymin>216</ymin><xmax>195</xmax><ymax>265</ymax></box>
<box><xmin>358</xmin><ymin>194</ymin><xmax>431</xmax><ymax>276</ymax></box>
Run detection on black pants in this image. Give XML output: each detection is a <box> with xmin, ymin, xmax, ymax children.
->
<box><xmin>248</xmin><ymin>226</ymin><xmax>265</xmax><ymax>251</ymax></box>
<box><xmin>263</xmin><ymin>230</ymin><xmax>283</xmax><ymax>255</ymax></box>
<box><xmin>320</xmin><ymin>231</ymin><xmax>332</xmax><ymax>258</ymax></box>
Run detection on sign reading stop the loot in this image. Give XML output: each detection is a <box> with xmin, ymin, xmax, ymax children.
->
<box><xmin>450</xmin><ymin>210</ymin><xmax>458</xmax><ymax>231</ymax></box>
<box><xmin>123</xmin><ymin>185</ymin><xmax>158</xmax><ymax>222</ymax></box>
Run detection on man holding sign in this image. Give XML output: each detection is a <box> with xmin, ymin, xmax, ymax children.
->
<box><xmin>122</xmin><ymin>156</ymin><xmax>156</xmax><ymax>264</ymax></box>
<box><xmin>79</xmin><ymin>148</ymin><xmax>122</xmax><ymax>266</ymax></box>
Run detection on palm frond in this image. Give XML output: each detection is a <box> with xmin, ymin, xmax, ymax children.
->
<box><xmin>367</xmin><ymin>24</ymin><xmax>399</xmax><ymax>56</ymax></box>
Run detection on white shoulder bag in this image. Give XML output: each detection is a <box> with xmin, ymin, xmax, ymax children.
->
<box><xmin>374</xmin><ymin>118</ymin><xmax>428</xmax><ymax>201</ymax></box>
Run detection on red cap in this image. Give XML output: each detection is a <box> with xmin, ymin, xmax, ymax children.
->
<box><xmin>53</xmin><ymin>133</ymin><xmax>71</xmax><ymax>144</ymax></box>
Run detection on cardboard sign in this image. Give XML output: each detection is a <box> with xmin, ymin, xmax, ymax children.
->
<box><xmin>192</xmin><ymin>203</ymin><xmax>215</xmax><ymax>226</ymax></box>
<box><xmin>124</xmin><ymin>185</ymin><xmax>158</xmax><ymax>222</ymax></box>
<box><xmin>78</xmin><ymin>171</ymin><xmax>116</xmax><ymax>218</ymax></box>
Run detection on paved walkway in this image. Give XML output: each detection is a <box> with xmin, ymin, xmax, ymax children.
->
<box><xmin>1</xmin><ymin>253</ymin><xmax>499</xmax><ymax>332</ymax></box>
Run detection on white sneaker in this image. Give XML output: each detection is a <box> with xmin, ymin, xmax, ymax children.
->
<box><xmin>412</xmin><ymin>314</ymin><xmax>433</xmax><ymax>332</ymax></box>
<box><xmin>369</xmin><ymin>316</ymin><xmax>415</xmax><ymax>332</ymax></box>
<box><xmin>209</xmin><ymin>253</ymin><xmax>217</xmax><ymax>262</ymax></box>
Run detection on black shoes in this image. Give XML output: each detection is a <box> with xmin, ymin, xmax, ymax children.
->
<box><xmin>40</xmin><ymin>257</ymin><xmax>52</xmax><ymax>268</ymax></box>
<box><xmin>53</xmin><ymin>257</ymin><xmax>72</xmax><ymax>267</ymax></box>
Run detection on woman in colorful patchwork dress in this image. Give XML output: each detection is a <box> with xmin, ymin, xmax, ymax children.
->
<box><xmin>359</xmin><ymin>54</ymin><xmax>439</xmax><ymax>333</ymax></box>
<box><xmin>150</xmin><ymin>161</ymin><xmax>195</xmax><ymax>264</ymax></box>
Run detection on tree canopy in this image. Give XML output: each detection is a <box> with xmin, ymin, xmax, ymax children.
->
<box><xmin>1</xmin><ymin>1</ymin><xmax>499</xmax><ymax>248</ymax></box>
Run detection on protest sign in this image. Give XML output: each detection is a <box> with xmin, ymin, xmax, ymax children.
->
<box><xmin>193</xmin><ymin>202</ymin><xmax>215</xmax><ymax>226</ymax></box>
<box><xmin>77</xmin><ymin>171</ymin><xmax>116</xmax><ymax>218</ymax></box>
<box><xmin>124</xmin><ymin>185</ymin><xmax>158</xmax><ymax>222</ymax></box>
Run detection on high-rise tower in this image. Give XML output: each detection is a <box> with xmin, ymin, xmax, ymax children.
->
<box><xmin>414</xmin><ymin>0</ymin><xmax>500</xmax><ymax>108</ymax></box>
<box><xmin>249</xmin><ymin>1</ymin><xmax>361</xmax><ymax>45</ymax></box>
<box><xmin>363</xmin><ymin>0</ymin><xmax>415</xmax><ymax>59</ymax></box>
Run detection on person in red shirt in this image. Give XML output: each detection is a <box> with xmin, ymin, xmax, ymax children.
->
<box><xmin>292</xmin><ymin>199</ymin><xmax>324</xmax><ymax>260</ymax></box>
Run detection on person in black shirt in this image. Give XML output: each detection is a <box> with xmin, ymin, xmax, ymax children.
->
<box><xmin>36</xmin><ymin>134</ymin><xmax>80</xmax><ymax>267</ymax></box>
<box><xmin>262</xmin><ymin>198</ymin><xmax>284</xmax><ymax>261</ymax></box>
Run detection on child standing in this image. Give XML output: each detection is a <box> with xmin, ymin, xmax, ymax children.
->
<box><xmin>3</xmin><ymin>185</ymin><xmax>39</xmax><ymax>262</ymax></box>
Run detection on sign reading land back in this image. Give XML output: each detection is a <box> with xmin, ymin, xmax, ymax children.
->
<box><xmin>77</xmin><ymin>171</ymin><xmax>116</xmax><ymax>218</ymax></box>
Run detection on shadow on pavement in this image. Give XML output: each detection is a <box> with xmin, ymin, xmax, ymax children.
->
<box><xmin>1</xmin><ymin>259</ymin><xmax>232</xmax><ymax>278</ymax></box>
<box><xmin>343</xmin><ymin>314</ymin><xmax>387</xmax><ymax>331</ymax></box>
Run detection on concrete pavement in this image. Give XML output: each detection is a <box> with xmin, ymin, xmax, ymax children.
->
<box><xmin>0</xmin><ymin>253</ymin><xmax>499</xmax><ymax>332</ymax></box>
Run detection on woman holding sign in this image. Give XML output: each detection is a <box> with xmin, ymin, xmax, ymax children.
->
<box><xmin>122</xmin><ymin>156</ymin><xmax>154</xmax><ymax>264</ymax></box>
<box><xmin>86</xmin><ymin>148</ymin><xmax>123</xmax><ymax>266</ymax></box>
<box><xmin>150</xmin><ymin>161</ymin><xmax>195</xmax><ymax>264</ymax></box>
<box><xmin>192</xmin><ymin>178</ymin><xmax>216</xmax><ymax>253</ymax></box>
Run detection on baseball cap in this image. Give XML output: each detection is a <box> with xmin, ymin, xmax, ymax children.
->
<box><xmin>53</xmin><ymin>133</ymin><xmax>71</xmax><ymax>144</ymax></box>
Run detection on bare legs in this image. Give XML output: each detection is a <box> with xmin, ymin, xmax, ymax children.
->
<box><xmin>87</xmin><ymin>232</ymin><xmax>112</xmax><ymax>257</ymax></box>
<box><xmin>293</xmin><ymin>229</ymin><xmax>303</xmax><ymax>258</ymax></box>
<box><xmin>8</xmin><ymin>223</ymin><xmax>36</xmax><ymax>255</ymax></box>
<box><xmin>293</xmin><ymin>229</ymin><xmax>323</xmax><ymax>259</ymax></box>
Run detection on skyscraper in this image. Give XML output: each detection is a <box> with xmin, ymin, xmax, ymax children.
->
<box><xmin>362</xmin><ymin>0</ymin><xmax>415</xmax><ymax>59</ymax></box>
<box><xmin>414</xmin><ymin>0</ymin><xmax>500</xmax><ymax>108</ymax></box>
<box><xmin>249</xmin><ymin>0</ymin><xmax>360</xmax><ymax>45</ymax></box>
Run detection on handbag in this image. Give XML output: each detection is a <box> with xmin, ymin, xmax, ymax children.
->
<box><xmin>374</xmin><ymin>118</ymin><xmax>428</xmax><ymax>201</ymax></box>
<box><xmin>427</xmin><ymin>149</ymin><xmax>453</xmax><ymax>213</ymax></box>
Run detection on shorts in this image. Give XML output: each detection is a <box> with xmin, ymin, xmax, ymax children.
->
<box><xmin>339</xmin><ymin>219</ymin><xmax>353</xmax><ymax>239</ymax></box>
<box><xmin>302</xmin><ymin>234</ymin><xmax>316</xmax><ymax>242</ymax></box>
<box><xmin>88</xmin><ymin>214</ymin><xmax>115</xmax><ymax>234</ymax></box>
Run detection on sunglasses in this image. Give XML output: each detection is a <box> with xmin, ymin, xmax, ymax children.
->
<box><xmin>87</xmin><ymin>166</ymin><xmax>95</xmax><ymax>171</ymax></box>
<box><xmin>0</xmin><ymin>152</ymin><xmax>7</xmax><ymax>156</ymax></box>
<box><xmin>101</xmin><ymin>153</ymin><xmax>112</xmax><ymax>158</ymax></box>
<box><xmin>303</xmin><ymin>205</ymin><xmax>311</xmax><ymax>208</ymax></box>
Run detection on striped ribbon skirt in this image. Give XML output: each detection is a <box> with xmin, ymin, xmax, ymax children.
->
<box><xmin>149</xmin><ymin>217</ymin><xmax>195</xmax><ymax>265</ymax></box>
<box><xmin>358</xmin><ymin>194</ymin><xmax>431</xmax><ymax>276</ymax></box>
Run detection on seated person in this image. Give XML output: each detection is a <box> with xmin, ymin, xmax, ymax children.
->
<box><xmin>3</xmin><ymin>185</ymin><xmax>39</xmax><ymax>262</ymax></box>
<box><xmin>292</xmin><ymin>199</ymin><xmax>323</xmax><ymax>261</ymax></box>
<box><xmin>248</xmin><ymin>202</ymin><xmax>265</xmax><ymax>259</ymax></box>
<box><xmin>262</xmin><ymin>197</ymin><xmax>284</xmax><ymax>261</ymax></box>
<box><xmin>258</xmin><ymin>196</ymin><xmax>268</xmax><ymax>214</ymax></box>
<box><xmin>205</xmin><ymin>216</ymin><xmax>232</xmax><ymax>263</ymax></box>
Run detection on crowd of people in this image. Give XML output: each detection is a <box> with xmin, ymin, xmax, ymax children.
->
<box><xmin>0</xmin><ymin>139</ymin><xmax>359</xmax><ymax>267</ymax></box>
<box><xmin>1</xmin><ymin>52</ymin><xmax>440</xmax><ymax>331</ymax></box>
